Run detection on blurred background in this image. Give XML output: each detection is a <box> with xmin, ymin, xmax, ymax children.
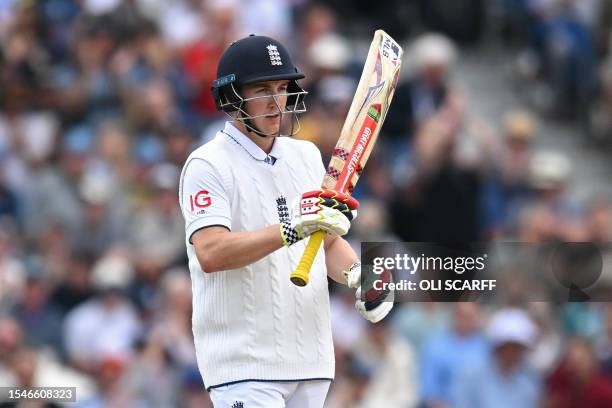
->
<box><xmin>1</xmin><ymin>0</ymin><xmax>612</xmax><ymax>406</ymax></box>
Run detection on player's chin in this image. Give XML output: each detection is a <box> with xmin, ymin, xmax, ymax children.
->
<box><xmin>261</xmin><ymin>116</ymin><xmax>282</xmax><ymax>136</ymax></box>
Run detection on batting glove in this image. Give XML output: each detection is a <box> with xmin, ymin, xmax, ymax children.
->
<box><xmin>280</xmin><ymin>189</ymin><xmax>359</xmax><ymax>246</ymax></box>
<box><xmin>344</xmin><ymin>262</ymin><xmax>393</xmax><ymax>323</ymax></box>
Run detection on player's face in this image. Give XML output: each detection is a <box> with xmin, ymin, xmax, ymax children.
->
<box><xmin>241</xmin><ymin>80</ymin><xmax>289</xmax><ymax>135</ymax></box>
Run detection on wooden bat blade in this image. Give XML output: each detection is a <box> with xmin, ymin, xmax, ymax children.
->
<box><xmin>290</xmin><ymin>30</ymin><xmax>403</xmax><ymax>287</ymax></box>
<box><xmin>323</xmin><ymin>29</ymin><xmax>403</xmax><ymax>194</ymax></box>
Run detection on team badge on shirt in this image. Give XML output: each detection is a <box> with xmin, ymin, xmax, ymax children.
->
<box><xmin>276</xmin><ymin>195</ymin><xmax>289</xmax><ymax>223</ymax></box>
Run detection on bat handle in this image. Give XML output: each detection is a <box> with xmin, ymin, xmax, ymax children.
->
<box><xmin>290</xmin><ymin>231</ymin><xmax>325</xmax><ymax>286</ymax></box>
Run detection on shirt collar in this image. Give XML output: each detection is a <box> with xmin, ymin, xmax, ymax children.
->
<box><xmin>222</xmin><ymin>121</ymin><xmax>283</xmax><ymax>161</ymax></box>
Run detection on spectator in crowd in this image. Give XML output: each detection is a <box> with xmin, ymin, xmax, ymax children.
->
<box><xmin>482</xmin><ymin>110</ymin><xmax>538</xmax><ymax>237</ymax></box>
<box><xmin>560</xmin><ymin>303</ymin><xmax>606</xmax><ymax>341</ymax></box>
<box><xmin>10</xmin><ymin>259</ymin><xmax>63</xmax><ymax>351</ymax></box>
<box><xmin>597</xmin><ymin>303</ymin><xmax>612</xmax><ymax>376</ymax></box>
<box><xmin>320</xmin><ymin>352</ymin><xmax>372</xmax><ymax>408</ymax></box>
<box><xmin>545</xmin><ymin>0</ymin><xmax>597</xmax><ymax>117</ymax></box>
<box><xmin>0</xmin><ymin>316</ymin><xmax>23</xmax><ymax>386</ymax></box>
<box><xmin>420</xmin><ymin>303</ymin><xmax>489</xmax><ymax>408</ymax></box>
<box><xmin>122</xmin><ymin>335</ymin><xmax>181</xmax><ymax>407</ymax></box>
<box><xmin>527</xmin><ymin>150</ymin><xmax>586</xmax><ymax>240</ymax></box>
<box><xmin>0</xmin><ymin>179</ymin><xmax>19</xmax><ymax>224</ymax></box>
<box><xmin>510</xmin><ymin>0</ymin><xmax>598</xmax><ymax>117</ymax></box>
<box><xmin>330</xmin><ymin>288</ymin><xmax>368</xmax><ymax>354</ymax></box>
<box><xmin>63</xmin><ymin>274</ymin><xmax>142</xmax><ymax>373</ymax></box>
<box><xmin>0</xmin><ymin>321</ymin><xmax>95</xmax><ymax>402</ymax></box>
<box><xmin>0</xmin><ymin>222</ymin><xmax>26</xmax><ymax>311</ymax></box>
<box><xmin>179</xmin><ymin>1</ymin><xmax>236</xmax><ymax>123</ymax></box>
<box><xmin>347</xmin><ymin>318</ymin><xmax>419</xmax><ymax>407</ymax></box>
<box><xmin>391</xmin><ymin>303</ymin><xmax>450</xmax><ymax>355</ymax></box>
<box><xmin>23</xmin><ymin>124</ymin><xmax>92</xmax><ymax>240</ymax></box>
<box><xmin>123</xmin><ymin>269</ymin><xmax>205</xmax><ymax>407</ymax></box>
<box><xmin>297</xmin><ymin>34</ymin><xmax>354</xmax><ymax>163</ymax></box>
<box><xmin>389</xmin><ymin>91</ymin><xmax>489</xmax><ymax>241</ymax></box>
<box><xmin>347</xmin><ymin>199</ymin><xmax>399</xmax><ymax>243</ymax></box>
<box><xmin>50</xmin><ymin>252</ymin><xmax>96</xmax><ymax>317</ymax></box>
<box><xmin>453</xmin><ymin>308</ymin><xmax>541</xmax><ymax>408</ymax></box>
<box><xmin>383</xmin><ymin>33</ymin><xmax>457</xmax><ymax>146</ymax></box>
<box><xmin>127</xmin><ymin>163</ymin><xmax>184</xmax><ymax>269</ymax></box>
<box><xmin>546</xmin><ymin>337</ymin><xmax>612</xmax><ymax>408</ymax></box>
<box><xmin>147</xmin><ymin>268</ymin><xmax>196</xmax><ymax>369</ymax></box>
<box><xmin>527</xmin><ymin>302</ymin><xmax>564</xmax><ymax>375</ymax></box>
<box><xmin>76</xmin><ymin>355</ymin><xmax>146</xmax><ymax>408</ymax></box>
<box><xmin>295</xmin><ymin>2</ymin><xmax>339</xmax><ymax>71</ymax></box>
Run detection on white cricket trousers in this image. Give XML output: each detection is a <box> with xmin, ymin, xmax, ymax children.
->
<box><xmin>209</xmin><ymin>380</ymin><xmax>331</xmax><ymax>407</ymax></box>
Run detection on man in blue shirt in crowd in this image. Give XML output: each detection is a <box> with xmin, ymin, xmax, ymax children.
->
<box><xmin>420</xmin><ymin>303</ymin><xmax>489</xmax><ymax>408</ymax></box>
<box><xmin>453</xmin><ymin>308</ymin><xmax>541</xmax><ymax>408</ymax></box>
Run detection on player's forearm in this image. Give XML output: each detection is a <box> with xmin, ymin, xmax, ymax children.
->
<box><xmin>324</xmin><ymin>235</ymin><xmax>359</xmax><ymax>284</ymax></box>
<box><xmin>194</xmin><ymin>225</ymin><xmax>284</xmax><ymax>272</ymax></box>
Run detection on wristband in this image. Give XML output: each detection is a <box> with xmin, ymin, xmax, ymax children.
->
<box><xmin>280</xmin><ymin>221</ymin><xmax>302</xmax><ymax>246</ymax></box>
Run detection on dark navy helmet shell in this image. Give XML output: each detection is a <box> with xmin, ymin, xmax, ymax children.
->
<box><xmin>216</xmin><ymin>35</ymin><xmax>304</xmax><ymax>86</ymax></box>
<box><xmin>212</xmin><ymin>34</ymin><xmax>306</xmax><ymax>114</ymax></box>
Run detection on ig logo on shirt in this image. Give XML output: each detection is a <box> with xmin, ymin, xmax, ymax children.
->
<box><xmin>190</xmin><ymin>190</ymin><xmax>212</xmax><ymax>214</ymax></box>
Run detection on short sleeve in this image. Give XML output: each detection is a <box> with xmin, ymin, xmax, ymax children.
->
<box><xmin>179</xmin><ymin>158</ymin><xmax>231</xmax><ymax>244</ymax></box>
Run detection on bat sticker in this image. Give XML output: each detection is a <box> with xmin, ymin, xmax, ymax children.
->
<box><xmin>357</xmin><ymin>80</ymin><xmax>385</xmax><ymax>122</ymax></box>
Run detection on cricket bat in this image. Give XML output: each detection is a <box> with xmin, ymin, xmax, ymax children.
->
<box><xmin>290</xmin><ymin>30</ymin><xmax>403</xmax><ymax>287</ymax></box>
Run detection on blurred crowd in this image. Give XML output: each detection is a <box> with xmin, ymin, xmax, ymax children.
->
<box><xmin>501</xmin><ymin>0</ymin><xmax>612</xmax><ymax>144</ymax></box>
<box><xmin>0</xmin><ymin>0</ymin><xmax>612</xmax><ymax>407</ymax></box>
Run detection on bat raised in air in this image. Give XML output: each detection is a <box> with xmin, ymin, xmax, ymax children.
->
<box><xmin>290</xmin><ymin>29</ymin><xmax>403</xmax><ymax>287</ymax></box>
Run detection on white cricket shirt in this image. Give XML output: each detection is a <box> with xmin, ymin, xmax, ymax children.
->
<box><xmin>178</xmin><ymin>122</ymin><xmax>334</xmax><ymax>389</ymax></box>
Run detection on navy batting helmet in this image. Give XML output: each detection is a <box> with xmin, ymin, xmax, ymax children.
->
<box><xmin>211</xmin><ymin>35</ymin><xmax>307</xmax><ymax>122</ymax></box>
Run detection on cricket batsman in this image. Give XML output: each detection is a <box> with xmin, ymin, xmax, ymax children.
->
<box><xmin>178</xmin><ymin>34</ymin><xmax>392</xmax><ymax>407</ymax></box>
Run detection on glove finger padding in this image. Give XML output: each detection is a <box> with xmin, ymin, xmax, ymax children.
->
<box><xmin>318</xmin><ymin>197</ymin><xmax>357</xmax><ymax>221</ymax></box>
<box><xmin>301</xmin><ymin>190</ymin><xmax>359</xmax><ymax>210</ymax></box>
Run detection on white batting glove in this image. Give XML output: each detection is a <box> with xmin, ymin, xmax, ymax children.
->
<box><xmin>291</xmin><ymin>200</ymin><xmax>351</xmax><ymax>236</ymax></box>
<box><xmin>281</xmin><ymin>190</ymin><xmax>358</xmax><ymax>246</ymax></box>
<box><xmin>344</xmin><ymin>262</ymin><xmax>393</xmax><ymax>323</ymax></box>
